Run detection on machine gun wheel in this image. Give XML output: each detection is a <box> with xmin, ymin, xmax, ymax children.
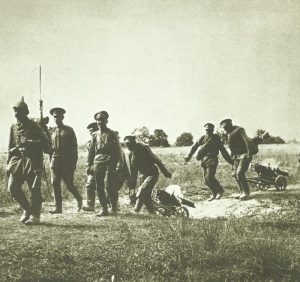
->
<box><xmin>275</xmin><ymin>176</ymin><xmax>287</xmax><ymax>191</ymax></box>
<box><xmin>176</xmin><ymin>207</ymin><xmax>189</xmax><ymax>219</ymax></box>
<box><xmin>155</xmin><ymin>205</ymin><xmax>173</xmax><ymax>217</ymax></box>
<box><xmin>257</xmin><ymin>181</ymin><xmax>269</xmax><ymax>191</ymax></box>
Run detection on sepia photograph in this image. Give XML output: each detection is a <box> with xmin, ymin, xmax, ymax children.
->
<box><xmin>0</xmin><ymin>0</ymin><xmax>299</xmax><ymax>281</ymax></box>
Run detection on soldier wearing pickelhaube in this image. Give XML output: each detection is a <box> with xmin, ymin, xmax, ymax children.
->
<box><xmin>87</xmin><ymin>111</ymin><xmax>124</xmax><ymax>216</ymax></box>
<box><xmin>49</xmin><ymin>107</ymin><xmax>82</xmax><ymax>213</ymax></box>
<box><xmin>7</xmin><ymin>97</ymin><xmax>49</xmax><ymax>225</ymax></box>
<box><xmin>82</xmin><ymin>122</ymin><xmax>98</xmax><ymax>212</ymax></box>
<box><xmin>185</xmin><ymin>123</ymin><xmax>233</xmax><ymax>201</ymax></box>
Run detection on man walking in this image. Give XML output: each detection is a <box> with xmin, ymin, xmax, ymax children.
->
<box><xmin>49</xmin><ymin>107</ymin><xmax>82</xmax><ymax>213</ymax></box>
<box><xmin>219</xmin><ymin>119</ymin><xmax>253</xmax><ymax>200</ymax></box>
<box><xmin>184</xmin><ymin>123</ymin><xmax>233</xmax><ymax>201</ymax></box>
<box><xmin>7</xmin><ymin>97</ymin><xmax>49</xmax><ymax>225</ymax></box>
<box><xmin>82</xmin><ymin>122</ymin><xmax>98</xmax><ymax>212</ymax></box>
<box><xmin>124</xmin><ymin>135</ymin><xmax>172</xmax><ymax>214</ymax></box>
<box><xmin>87</xmin><ymin>111</ymin><xmax>123</xmax><ymax>216</ymax></box>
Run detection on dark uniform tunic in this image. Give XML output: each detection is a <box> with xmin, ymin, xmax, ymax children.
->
<box><xmin>7</xmin><ymin>118</ymin><xmax>49</xmax><ymax>217</ymax></box>
<box><xmin>227</xmin><ymin>126</ymin><xmax>251</xmax><ymax>195</ymax></box>
<box><xmin>88</xmin><ymin>127</ymin><xmax>123</xmax><ymax>212</ymax></box>
<box><xmin>186</xmin><ymin>134</ymin><xmax>233</xmax><ymax>196</ymax></box>
<box><xmin>49</xmin><ymin>125</ymin><xmax>82</xmax><ymax>209</ymax></box>
<box><xmin>127</xmin><ymin>142</ymin><xmax>171</xmax><ymax>213</ymax></box>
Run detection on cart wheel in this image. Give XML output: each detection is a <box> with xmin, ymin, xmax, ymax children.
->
<box><xmin>275</xmin><ymin>176</ymin><xmax>287</xmax><ymax>191</ymax></box>
<box><xmin>155</xmin><ymin>207</ymin><xmax>171</xmax><ymax>217</ymax></box>
<box><xmin>176</xmin><ymin>207</ymin><xmax>189</xmax><ymax>219</ymax></box>
<box><xmin>257</xmin><ymin>181</ymin><xmax>267</xmax><ymax>191</ymax></box>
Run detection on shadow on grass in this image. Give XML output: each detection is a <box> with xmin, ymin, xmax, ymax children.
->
<box><xmin>37</xmin><ymin>213</ymin><xmax>159</xmax><ymax>229</ymax></box>
<box><xmin>260</xmin><ymin>221</ymin><xmax>300</xmax><ymax>231</ymax></box>
<box><xmin>118</xmin><ymin>212</ymin><xmax>159</xmax><ymax>220</ymax></box>
<box><xmin>0</xmin><ymin>211</ymin><xmax>15</xmax><ymax>218</ymax></box>
<box><xmin>38</xmin><ymin>222</ymin><xmax>109</xmax><ymax>230</ymax></box>
<box><xmin>252</xmin><ymin>190</ymin><xmax>300</xmax><ymax>202</ymax></box>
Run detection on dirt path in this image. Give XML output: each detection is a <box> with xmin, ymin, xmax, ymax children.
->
<box><xmin>1</xmin><ymin>185</ymin><xmax>299</xmax><ymax>223</ymax></box>
<box><xmin>188</xmin><ymin>185</ymin><xmax>300</xmax><ymax>219</ymax></box>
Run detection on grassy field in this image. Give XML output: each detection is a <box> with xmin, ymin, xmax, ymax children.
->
<box><xmin>0</xmin><ymin>144</ymin><xmax>300</xmax><ymax>281</ymax></box>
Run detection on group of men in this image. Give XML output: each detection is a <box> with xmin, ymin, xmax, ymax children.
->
<box><xmin>7</xmin><ymin>97</ymin><xmax>254</xmax><ymax>226</ymax></box>
<box><xmin>185</xmin><ymin>121</ymin><xmax>255</xmax><ymax>201</ymax></box>
<box><xmin>6</xmin><ymin>98</ymin><xmax>172</xmax><ymax>225</ymax></box>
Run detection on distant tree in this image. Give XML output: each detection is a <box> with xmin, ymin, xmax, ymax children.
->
<box><xmin>175</xmin><ymin>132</ymin><xmax>193</xmax><ymax>147</ymax></box>
<box><xmin>131</xmin><ymin>126</ymin><xmax>150</xmax><ymax>144</ymax></box>
<box><xmin>271</xmin><ymin>136</ymin><xmax>285</xmax><ymax>144</ymax></box>
<box><xmin>149</xmin><ymin>129</ymin><xmax>170</xmax><ymax>147</ymax></box>
<box><xmin>287</xmin><ymin>138</ymin><xmax>300</xmax><ymax>144</ymax></box>
<box><xmin>256</xmin><ymin>129</ymin><xmax>285</xmax><ymax>144</ymax></box>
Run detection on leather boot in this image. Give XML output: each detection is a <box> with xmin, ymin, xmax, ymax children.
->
<box><xmin>208</xmin><ymin>194</ymin><xmax>216</xmax><ymax>201</ymax></box>
<box><xmin>25</xmin><ymin>215</ymin><xmax>40</xmax><ymax>225</ymax></box>
<box><xmin>49</xmin><ymin>207</ymin><xmax>62</xmax><ymax>214</ymax></box>
<box><xmin>95</xmin><ymin>209</ymin><xmax>109</xmax><ymax>217</ymax></box>
<box><xmin>86</xmin><ymin>189</ymin><xmax>95</xmax><ymax>210</ymax></box>
<box><xmin>134</xmin><ymin>197</ymin><xmax>143</xmax><ymax>213</ymax></box>
<box><xmin>82</xmin><ymin>206</ymin><xmax>95</xmax><ymax>212</ymax></box>
<box><xmin>20</xmin><ymin>211</ymin><xmax>30</xmax><ymax>224</ymax></box>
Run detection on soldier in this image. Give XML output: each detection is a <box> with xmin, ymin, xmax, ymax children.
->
<box><xmin>112</xmin><ymin>131</ymin><xmax>129</xmax><ymax>208</ymax></box>
<box><xmin>87</xmin><ymin>111</ymin><xmax>123</xmax><ymax>216</ymax></box>
<box><xmin>7</xmin><ymin>97</ymin><xmax>49</xmax><ymax>225</ymax></box>
<box><xmin>219</xmin><ymin>119</ymin><xmax>253</xmax><ymax>200</ymax></box>
<box><xmin>82</xmin><ymin>122</ymin><xmax>98</xmax><ymax>212</ymax></box>
<box><xmin>124</xmin><ymin>135</ymin><xmax>172</xmax><ymax>214</ymax></box>
<box><xmin>49</xmin><ymin>107</ymin><xmax>82</xmax><ymax>213</ymax></box>
<box><xmin>184</xmin><ymin>123</ymin><xmax>233</xmax><ymax>201</ymax></box>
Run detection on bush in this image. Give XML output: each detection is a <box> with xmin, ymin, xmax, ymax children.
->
<box><xmin>175</xmin><ymin>132</ymin><xmax>193</xmax><ymax>147</ymax></box>
<box><xmin>149</xmin><ymin>129</ymin><xmax>170</xmax><ymax>147</ymax></box>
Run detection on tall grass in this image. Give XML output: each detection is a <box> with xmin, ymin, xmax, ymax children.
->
<box><xmin>0</xmin><ymin>145</ymin><xmax>299</xmax><ymax>281</ymax></box>
<box><xmin>0</xmin><ymin>213</ymin><xmax>299</xmax><ymax>281</ymax></box>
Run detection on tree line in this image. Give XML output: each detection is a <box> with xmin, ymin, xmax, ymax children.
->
<box><xmin>127</xmin><ymin>127</ymin><xmax>286</xmax><ymax>147</ymax></box>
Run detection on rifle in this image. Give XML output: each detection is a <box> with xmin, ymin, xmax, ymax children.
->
<box><xmin>38</xmin><ymin>65</ymin><xmax>51</xmax><ymax>192</ymax></box>
<box><xmin>39</xmin><ymin>65</ymin><xmax>42</xmax><ymax>124</ymax></box>
<box><xmin>38</xmin><ymin>66</ymin><xmax>52</xmax><ymax>152</ymax></box>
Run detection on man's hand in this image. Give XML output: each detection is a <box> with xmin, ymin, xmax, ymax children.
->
<box><xmin>5</xmin><ymin>167</ymin><xmax>10</xmax><ymax>177</ymax></box>
<box><xmin>184</xmin><ymin>157</ymin><xmax>190</xmax><ymax>163</ymax></box>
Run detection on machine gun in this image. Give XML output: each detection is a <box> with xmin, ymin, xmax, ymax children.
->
<box><xmin>246</xmin><ymin>163</ymin><xmax>289</xmax><ymax>191</ymax></box>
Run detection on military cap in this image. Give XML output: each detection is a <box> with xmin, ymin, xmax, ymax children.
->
<box><xmin>204</xmin><ymin>123</ymin><xmax>214</xmax><ymax>129</ymax></box>
<box><xmin>220</xmin><ymin>118</ymin><xmax>232</xmax><ymax>127</ymax></box>
<box><xmin>13</xmin><ymin>97</ymin><xmax>29</xmax><ymax>115</ymax></box>
<box><xmin>50</xmin><ymin>107</ymin><xmax>66</xmax><ymax>116</ymax></box>
<box><xmin>94</xmin><ymin>111</ymin><xmax>109</xmax><ymax>120</ymax></box>
<box><xmin>124</xmin><ymin>135</ymin><xmax>136</xmax><ymax>143</ymax></box>
<box><xmin>87</xmin><ymin>122</ymin><xmax>98</xmax><ymax>130</ymax></box>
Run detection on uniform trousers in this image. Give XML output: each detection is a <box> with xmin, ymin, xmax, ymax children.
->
<box><xmin>201</xmin><ymin>157</ymin><xmax>223</xmax><ymax>196</ymax></box>
<box><xmin>134</xmin><ymin>172</ymin><xmax>159</xmax><ymax>213</ymax></box>
<box><xmin>233</xmin><ymin>155</ymin><xmax>251</xmax><ymax>195</ymax></box>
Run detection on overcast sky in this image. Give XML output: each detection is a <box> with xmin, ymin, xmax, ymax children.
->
<box><xmin>0</xmin><ymin>0</ymin><xmax>299</xmax><ymax>150</ymax></box>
